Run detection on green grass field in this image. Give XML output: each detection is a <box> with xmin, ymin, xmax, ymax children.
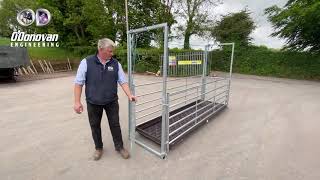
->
<box><xmin>0</xmin><ymin>37</ymin><xmax>80</xmax><ymax>61</ymax></box>
<box><xmin>0</xmin><ymin>37</ymin><xmax>10</xmax><ymax>45</ymax></box>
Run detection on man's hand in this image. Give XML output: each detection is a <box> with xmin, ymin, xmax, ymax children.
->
<box><xmin>129</xmin><ymin>95</ymin><xmax>137</xmax><ymax>102</ymax></box>
<box><xmin>74</xmin><ymin>84</ymin><xmax>83</xmax><ymax>114</ymax></box>
<box><xmin>120</xmin><ymin>83</ymin><xmax>137</xmax><ymax>102</ymax></box>
<box><xmin>74</xmin><ymin>102</ymin><xmax>83</xmax><ymax>114</ymax></box>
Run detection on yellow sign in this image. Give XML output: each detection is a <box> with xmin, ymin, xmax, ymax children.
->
<box><xmin>178</xmin><ymin>60</ymin><xmax>202</xmax><ymax>65</ymax></box>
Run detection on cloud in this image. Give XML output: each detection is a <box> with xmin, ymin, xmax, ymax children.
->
<box><xmin>170</xmin><ymin>0</ymin><xmax>288</xmax><ymax>49</ymax></box>
<box><xmin>251</xmin><ymin>22</ymin><xmax>286</xmax><ymax>48</ymax></box>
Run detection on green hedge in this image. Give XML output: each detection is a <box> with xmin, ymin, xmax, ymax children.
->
<box><xmin>68</xmin><ymin>45</ymin><xmax>320</xmax><ymax>80</ymax></box>
<box><xmin>210</xmin><ymin>46</ymin><xmax>320</xmax><ymax>80</ymax></box>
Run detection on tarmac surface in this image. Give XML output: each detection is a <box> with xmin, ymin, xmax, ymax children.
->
<box><xmin>1</xmin><ymin>73</ymin><xmax>320</xmax><ymax>180</ymax></box>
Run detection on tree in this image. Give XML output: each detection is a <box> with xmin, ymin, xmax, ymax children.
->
<box><xmin>211</xmin><ymin>10</ymin><xmax>256</xmax><ymax>46</ymax></box>
<box><xmin>174</xmin><ymin>0</ymin><xmax>221</xmax><ymax>49</ymax></box>
<box><xmin>41</xmin><ymin>0</ymin><xmax>116</xmax><ymax>46</ymax></box>
<box><xmin>0</xmin><ymin>0</ymin><xmax>37</xmax><ymax>36</ymax></box>
<box><xmin>103</xmin><ymin>0</ymin><xmax>175</xmax><ymax>48</ymax></box>
<box><xmin>0</xmin><ymin>0</ymin><xmax>175</xmax><ymax>48</ymax></box>
<box><xmin>265</xmin><ymin>0</ymin><xmax>320</xmax><ymax>52</ymax></box>
<box><xmin>0</xmin><ymin>0</ymin><xmax>115</xmax><ymax>47</ymax></box>
<box><xmin>127</xmin><ymin>0</ymin><xmax>175</xmax><ymax>48</ymax></box>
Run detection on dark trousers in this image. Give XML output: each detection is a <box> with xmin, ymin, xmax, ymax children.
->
<box><xmin>86</xmin><ymin>100</ymin><xmax>124</xmax><ymax>151</ymax></box>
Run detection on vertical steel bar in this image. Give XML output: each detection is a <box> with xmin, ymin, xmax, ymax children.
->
<box><xmin>194</xmin><ymin>52</ymin><xmax>196</xmax><ymax>75</ymax></box>
<box><xmin>208</xmin><ymin>50</ymin><xmax>211</xmax><ymax>76</ymax></box>
<box><xmin>198</xmin><ymin>52</ymin><xmax>200</xmax><ymax>75</ymax></box>
<box><xmin>175</xmin><ymin>54</ymin><xmax>177</xmax><ymax>76</ymax></box>
<box><xmin>194</xmin><ymin>52</ymin><xmax>196</xmax><ymax>76</ymax></box>
<box><xmin>166</xmin><ymin>93</ymin><xmax>170</xmax><ymax>153</ymax></box>
<box><xmin>169</xmin><ymin>53</ymin><xmax>172</xmax><ymax>76</ymax></box>
<box><xmin>187</xmin><ymin>52</ymin><xmax>189</xmax><ymax>76</ymax></box>
<box><xmin>201</xmin><ymin>47</ymin><xmax>208</xmax><ymax>100</ymax></box>
<box><xmin>186</xmin><ymin>53</ymin><xmax>188</xmax><ymax>76</ymax></box>
<box><xmin>128</xmin><ymin>33</ymin><xmax>134</xmax><ymax>149</ymax></box>
<box><xmin>176</xmin><ymin>54</ymin><xmax>178</xmax><ymax>76</ymax></box>
<box><xmin>185</xmin><ymin>53</ymin><xmax>187</xmax><ymax>76</ymax></box>
<box><xmin>159</xmin><ymin>55</ymin><xmax>162</xmax><ymax>76</ymax></box>
<box><xmin>226</xmin><ymin>43</ymin><xmax>235</xmax><ymax>106</ymax></box>
<box><xmin>195</xmin><ymin>86</ymin><xmax>198</xmax><ymax>124</ymax></box>
<box><xmin>189</xmin><ymin>53</ymin><xmax>197</xmax><ymax>76</ymax></box>
<box><xmin>181</xmin><ymin>54</ymin><xmax>183</xmax><ymax>76</ymax></box>
<box><xmin>213</xmin><ymin>78</ymin><xmax>217</xmax><ymax>109</ymax></box>
<box><xmin>189</xmin><ymin>52</ymin><xmax>192</xmax><ymax>76</ymax></box>
<box><xmin>161</xmin><ymin>24</ymin><xmax>169</xmax><ymax>155</ymax></box>
<box><xmin>197</xmin><ymin>52</ymin><xmax>202</xmax><ymax>74</ymax></box>
<box><xmin>185</xmin><ymin>77</ymin><xmax>187</xmax><ymax>105</ymax></box>
<box><xmin>185</xmin><ymin>54</ymin><xmax>186</xmax><ymax>76</ymax></box>
<box><xmin>130</xmin><ymin>84</ymin><xmax>136</xmax><ymax>152</ymax></box>
<box><xmin>197</xmin><ymin>52</ymin><xmax>203</xmax><ymax>75</ymax></box>
<box><xmin>170</xmin><ymin>55</ymin><xmax>173</xmax><ymax>76</ymax></box>
<box><xmin>194</xmin><ymin>53</ymin><xmax>196</xmax><ymax>75</ymax></box>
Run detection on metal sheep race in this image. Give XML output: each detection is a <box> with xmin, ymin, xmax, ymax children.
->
<box><xmin>127</xmin><ymin>23</ymin><xmax>235</xmax><ymax>159</ymax></box>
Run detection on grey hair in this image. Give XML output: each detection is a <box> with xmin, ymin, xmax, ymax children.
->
<box><xmin>97</xmin><ymin>38</ymin><xmax>115</xmax><ymax>49</ymax></box>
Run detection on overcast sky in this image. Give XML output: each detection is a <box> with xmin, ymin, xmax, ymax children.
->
<box><xmin>170</xmin><ymin>0</ymin><xmax>288</xmax><ymax>49</ymax></box>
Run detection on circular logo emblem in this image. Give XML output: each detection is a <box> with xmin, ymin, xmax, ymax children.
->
<box><xmin>16</xmin><ymin>9</ymin><xmax>35</xmax><ymax>26</ymax></box>
<box><xmin>36</xmin><ymin>8</ymin><xmax>51</xmax><ymax>26</ymax></box>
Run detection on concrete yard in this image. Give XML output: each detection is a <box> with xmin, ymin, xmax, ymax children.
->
<box><xmin>1</xmin><ymin>73</ymin><xmax>320</xmax><ymax>180</ymax></box>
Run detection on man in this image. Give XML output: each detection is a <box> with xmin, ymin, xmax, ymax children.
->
<box><xmin>73</xmin><ymin>38</ymin><xmax>136</xmax><ymax>160</ymax></box>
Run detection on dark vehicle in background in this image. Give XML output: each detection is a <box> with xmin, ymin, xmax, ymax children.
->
<box><xmin>0</xmin><ymin>46</ymin><xmax>30</xmax><ymax>81</ymax></box>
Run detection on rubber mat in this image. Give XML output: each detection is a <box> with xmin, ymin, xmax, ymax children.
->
<box><xmin>136</xmin><ymin>100</ymin><xmax>226</xmax><ymax>146</ymax></box>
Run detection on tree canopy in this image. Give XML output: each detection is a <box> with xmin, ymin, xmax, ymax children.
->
<box><xmin>0</xmin><ymin>0</ymin><xmax>175</xmax><ymax>48</ymax></box>
<box><xmin>175</xmin><ymin>0</ymin><xmax>221</xmax><ymax>49</ymax></box>
<box><xmin>211</xmin><ymin>10</ymin><xmax>256</xmax><ymax>46</ymax></box>
<box><xmin>265</xmin><ymin>0</ymin><xmax>320</xmax><ymax>52</ymax></box>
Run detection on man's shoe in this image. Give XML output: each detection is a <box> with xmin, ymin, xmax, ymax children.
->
<box><xmin>118</xmin><ymin>148</ymin><xmax>130</xmax><ymax>159</ymax></box>
<box><xmin>93</xmin><ymin>149</ymin><xmax>103</xmax><ymax>161</ymax></box>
